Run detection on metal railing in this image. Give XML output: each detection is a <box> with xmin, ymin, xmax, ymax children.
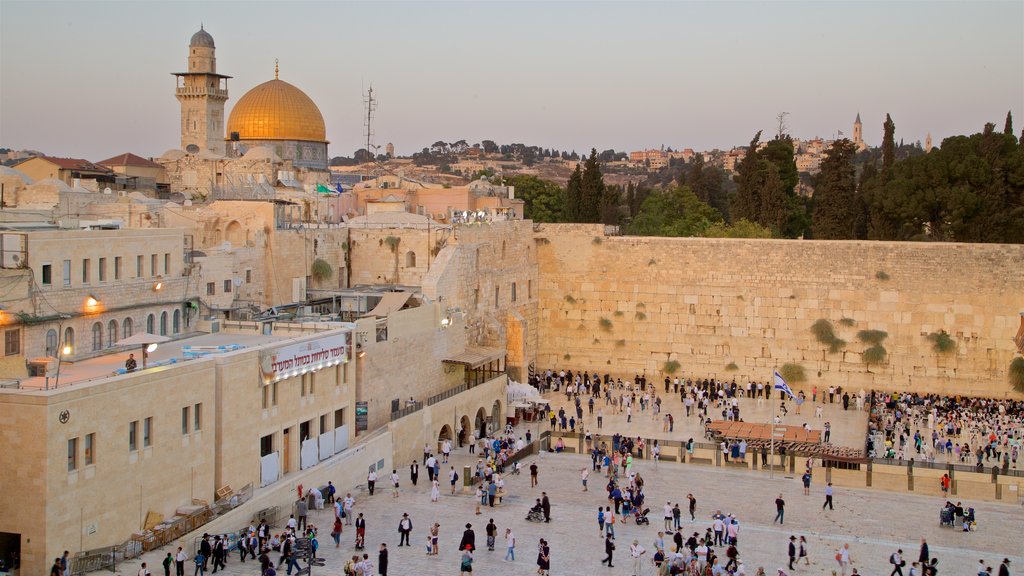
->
<box><xmin>427</xmin><ymin>384</ymin><xmax>467</xmax><ymax>406</ymax></box>
<box><xmin>391</xmin><ymin>401</ymin><xmax>423</xmax><ymax>421</ymax></box>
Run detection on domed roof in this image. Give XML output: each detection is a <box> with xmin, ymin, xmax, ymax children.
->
<box><xmin>227</xmin><ymin>78</ymin><xmax>327</xmax><ymax>143</ymax></box>
<box><xmin>242</xmin><ymin>146</ymin><xmax>281</xmax><ymax>162</ymax></box>
<box><xmin>190</xmin><ymin>26</ymin><xmax>215</xmax><ymax>48</ymax></box>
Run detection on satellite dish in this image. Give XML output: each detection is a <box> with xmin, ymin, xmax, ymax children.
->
<box><xmin>233</xmin><ymin>278</ymin><xmax>243</xmax><ymax>287</ymax></box>
<box><xmin>103</xmin><ymin>187</ymin><xmax>112</xmax><ymax>195</ymax></box>
<box><xmin>185</xmin><ymin>144</ymin><xmax>201</xmax><ymax>154</ymax></box>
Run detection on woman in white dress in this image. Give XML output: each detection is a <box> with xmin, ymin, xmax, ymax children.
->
<box><xmin>430</xmin><ymin>479</ymin><xmax>440</xmax><ymax>502</ymax></box>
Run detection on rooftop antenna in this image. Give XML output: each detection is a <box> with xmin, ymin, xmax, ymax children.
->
<box><xmin>363</xmin><ymin>85</ymin><xmax>379</xmax><ymax>161</ymax></box>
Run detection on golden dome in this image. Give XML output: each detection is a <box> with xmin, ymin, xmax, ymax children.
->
<box><xmin>227</xmin><ymin>78</ymin><xmax>327</xmax><ymax>143</ymax></box>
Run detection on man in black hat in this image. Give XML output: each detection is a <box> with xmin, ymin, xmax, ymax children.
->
<box><xmin>788</xmin><ymin>536</ymin><xmax>796</xmax><ymax>570</ymax></box>
<box><xmin>999</xmin><ymin>559</ymin><xmax>1010</xmax><ymax>576</ymax></box>
<box><xmin>459</xmin><ymin>523</ymin><xmax>475</xmax><ymax>551</ymax></box>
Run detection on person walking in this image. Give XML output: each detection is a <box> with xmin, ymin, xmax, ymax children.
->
<box><xmin>687</xmin><ymin>494</ymin><xmax>697</xmax><ymax>522</ymax></box>
<box><xmin>799</xmin><ymin>536</ymin><xmax>809</xmax><ymax>565</ymax></box>
<box><xmin>998</xmin><ymin>559</ymin><xmax>1010</xmax><ymax>576</ymax></box>
<box><xmin>390</xmin><ymin>470</ymin><xmax>400</xmax><ymax>498</ymax></box>
<box><xmin>890</xmin><ymin>549</ymin><xmax>906</xmax><ymax>576</ymax></box>
<box><xmin>355</xmin><ymin>513</ymin><xmax>366</xmax><ymax>550</ymax></box>
<box><xmin>788</xmin><ymin>536</ymin><xmax>797</xmax><ymax>570</ymax></box>
<box><xmin>530</xmin><ymin>462</ymin><xmax>539</xmax><ymax>487</ymax></box>
<box><xmin>450</xmin><ymin>466</ymin><xmax>459</xmax><ymax>495</ymax></box>
<box><xmin>837</xmin><ymin>543</ymin><xmax>853</xmax><ymax>576</ymax></box>
<box><xmin>485</xmin><ymin>519</ymin><xmax>497</xmax><ymax>551</ymax></box>
<box><xmin>459</xmin><ymin>523</ymin><xmax>476</xmax><ymax>552</ymax></box>
<box><xmin>823</xmin><ymin>483</ymin><xmax>834</xmax><ymax>510</ymax></box>
<box><xmin>918</xmin><ymin>539</ymin><xmax>929</xmax><ymax>565</ymax></box>
<box><xmin>537</xmin><ymin>538</ymin><xmax>551</xmax><ymax>576</ymax></box>
<box><xmin>602</xmin><ymin>534</ymin><xmax>616</xmax><ymax>567</ymax></box>
<box><xmin>332</xmin><ymin>515</ymin><xmax>343</xmax><ymax>548</ymax></box>
<box><xmin>630</xmin><ymin>539</ymin><xmax>647</xmax><ymax>575</ymax></box>
<box><xmin>162</xmin><ymin>553</ymin><xmax>173</xmax><ymax>576</ymax></box>
<box><xmin>378</xmin><ymin>543</ymin><xmax>388</xmax><ymax>576</ymax></box>
<box><xmin>175</xmin><ymin>547</ymin><xmax>187</xmax><ymax>576</ymax></box>
<box><xmin>504</xmin><ymin>529</ymin><xmax>516</xmax><ymax>562</ymax></box>
<box><xmin>460</xmin><ymin>548</ymin><xmax>474</xmax><ymax>574</ymax></box>
<box><xmin>410</xmin><ymin>461</ymin><xmax>419</xmax><ymax>486</ymax></box>
<box><xmin>773</xmin><ymin>494</ymin><xmax>785</xmax><ymax>524</ymax></box>
<box><xmin>541</xmin><ymin>492</ymin><xmax>551</xmax><ymax>523</ymax></box>
<box><xmin>664</xmin><ymin>502</ymin><xmax>674</xmax><ymax>531</ymax></box>
<box><xmin>430</xmin><ymin>478</ymin><xmax>440</xmax><ymax>502</ymax></box>
<box><xmin>398</xmin><ymin>513</ymin><xmax>412</xmax><ymax>547</ymax></box>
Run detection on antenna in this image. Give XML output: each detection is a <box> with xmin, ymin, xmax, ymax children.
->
<box><xmin>363</xmin><ymin>85</ymin><xmax>379</xmax><ymax>160</ymax></box>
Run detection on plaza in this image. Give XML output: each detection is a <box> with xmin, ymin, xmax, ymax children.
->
<box><xmin>115</xmin><ymin>421</ymin><xmax>1022</xmax><ymax>576</ymax></box>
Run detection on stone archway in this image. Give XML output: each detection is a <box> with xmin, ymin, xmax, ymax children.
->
<box><xmin>459</xmin><ymin>415</ymin><xmax>471</xmax><ymax>447</ymax></box>
<box><xmin>474</xmin><ymin>407</ymin><xmax>488</xmax><ymax>440</ymax></box>
<box><xmin>491</xmin><ymin>400</ymin><xmax>503</xmax><ymax>429</ymax></box>
<box><xmin>437</xmin><ymin>424</ymin><xmax>453</xmax><ymax>453</ymax></box>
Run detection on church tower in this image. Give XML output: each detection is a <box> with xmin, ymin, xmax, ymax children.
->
<box><xmin>925</xmin><ymin>133</ymin><xmax>933</xmax><ymax>153</ymax></box>
<box><xmin>852</xmin><ymin>112</ymin><xmax>865</xmax><ymax>151</ymax></box>
<box><xmin>173</xmin><ymin>26</ymin><xmax>230</xmax><ymax>155</ymax></box>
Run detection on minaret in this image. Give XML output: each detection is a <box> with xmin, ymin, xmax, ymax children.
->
<box><xmin>852</xmin><ymin>113</ymin><xmax>864</xmax><ymax>151</ymax></box>
<box><xmin>173</xmin><ymin>26</ymin><xmax>231</xmax><ymax>155</ymax></box>
<box><xmin>925</xmin><ymin>133</ymin><xmax>933</xmax><ymax>153</ymax></box>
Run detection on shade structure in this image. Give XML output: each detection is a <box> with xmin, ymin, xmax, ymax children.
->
<box><xmin>118</xmin><ymin>332</ymin><xmax>171</xmax><ymax>346</ymax></box>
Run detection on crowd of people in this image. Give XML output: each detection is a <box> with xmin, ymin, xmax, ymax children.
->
<box><xmin>867</xmin><ymin>392</ymin><xmax>1022</xmax><ymax>470</ymax></box>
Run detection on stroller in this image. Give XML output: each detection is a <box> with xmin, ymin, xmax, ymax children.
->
<box><xmin>633</xmin><ymin>507</ymin><xmax>651</xmax><ymax>526</ymax></box>
<box><xmin>526</xmin><ymin>505</ymin><xmax>545</xmax><ymax>523</ymax></box>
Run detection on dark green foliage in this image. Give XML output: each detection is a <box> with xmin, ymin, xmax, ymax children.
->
<box><xmin>839</xmin><ymin>318</ymin><xmax>855</xmax><ymax>327</ymax></box>
<box><xmin>684</xmin><ymin>154</ymin><xmax>730</xmax><ymax>219</ymax></box>
<box><xmin>505</xmin><ymin>175</ymin><xmax>564</xmax><ymax>223</ymax></box>
<box><xmin>1010</xmin><ymin>357</ymin><xmax>1024</xmax><ymax>393</ymax></box>
<box><xmin>875</xmin><ymin>271</ymin><xmax>890</xmax><ymax>281</ymax></box>
<box><xmin>1005</xmin><ymin>111</ymin><xmax>1014</xmax><ymax>136</ymax></box>
<box><xmin>926</xmin><ymin>330</ymin><xmax>956</xmax><ymax>354</ymax></box>
<box><xmin>311</xmin><ymin>258</ymin><xmax>333</xmax><ymax>281</ymax></box>
<box><xmin>731</xmin><ymin>131</ymin><xmax>763</xmax><ymax>224</ymax></box>
<box><xmin>811</xmin><ymin>319</ymin><xmax>846</xmax><ymax>353</ymax></box>
<box><xmin>579</xmin><ymin>149</ymin><xmax>605</xmax><ymax>223</ymax></box>
<box><xmin>857</xmin><ymin>329</ymin><xmax>888</xmax><ymax>345</ymax></box>
<box><xmin>730</xmin><ymin>132</ymin><xmax>807</xmax><ymax>237</ymax></box>
<box><xmin>598</xmin><ymin>317</ymin><xmax>613</xmax><ymax>331</ymax></box>
<box><xmin>725</xmin><ymin>362</ymin><xmax>739</xmax><ymax>371</ymax></box>
<box><xmin>780</xmin><ymin>363</ymin><xmax>806</xmax><ymax>383</ymax></box>
<box><xmin>663</xmin><ymin>360</ymin><xmax>681</xmax><ymax>374</ymax></box>
<box><xmin>599</xmin><ymin>184</ymin><xmax>622</xmax><ymax>226</ymax></box>
<box><xmin>811</xmin><ymin>139</ymin><xmax>859</xmax><ymax>239</ymax></box>
<box><xmin>882</xmin><ymin>114</ymin><xmax>896</xmax><ymax>172</ymax></box>
<box><xmin>628</xmin><ymin>186</ymin><xmax>723</xmax><ymax>236</ymax></box>
<box><xmin>563</xmin><ymin>164</ymin><xmax>584</xmax><ymax>222</ymax></box>
<box><xmin>863</xmin><ymin>344</ymin><xmax>888</xmax><ymax>367</ymax></box>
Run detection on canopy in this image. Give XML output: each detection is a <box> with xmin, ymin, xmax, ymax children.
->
<box><xmin>442</xmin><ymin>346</ymin><xmax>505</xmax><ymax>368</ymax></box>
<box><xmin>363</xmin><ymin>292</ymin><xmax>413</xmax><ymax>318</ymax></box>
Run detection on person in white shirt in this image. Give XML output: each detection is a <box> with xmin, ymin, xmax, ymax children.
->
<box><xmin>664</xmin><ymin>502</ymin><xmax>674</xmax><ymax>531</ymax></box>
<box><xmin>630</xmin><ymin>540</ymin><xmax>647</xmax><ymax>575</ymax></box>
<box><xmin>390</xmin><ymin>470</ymin><xmax>401</xmax><ymax>498</ymax></box>
<box><xmin>367</xmin><ymin>469</ymin><xmax>378</xmax><ymax>495</ymax></box>
<box><xmin>343</xmin><ymin>494</ymin><xmax>355</xmax><ymax>525</ymax></box>
<box><xmin>137</xmin><ymin>562</ymin><xmax>151</xmax><ymax>576</ymax></box>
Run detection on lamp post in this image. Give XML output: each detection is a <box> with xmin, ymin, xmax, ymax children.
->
<box><xmin>52</xmin><ymin>314</ymin><xmax>73</xmax><ymax>390</ymax></box>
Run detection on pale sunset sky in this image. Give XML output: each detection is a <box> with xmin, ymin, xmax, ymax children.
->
<box><xmin>1</xmin><ymin>1</ymin><xmax>1021</xmax><ymax>160</ymax></box>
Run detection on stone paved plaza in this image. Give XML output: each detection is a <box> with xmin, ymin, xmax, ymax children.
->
<box><xmin>117</xmin><ymin>417</ymin><xmax>1022</xmax><ymax>576</ymax></box>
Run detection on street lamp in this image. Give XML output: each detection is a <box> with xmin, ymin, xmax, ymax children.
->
<box><xmin>51</xmin><ymin>314</ymin><xmax>73</xmax><ymax>390</ymax></box>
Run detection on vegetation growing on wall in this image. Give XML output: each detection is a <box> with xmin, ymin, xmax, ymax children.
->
<box><xmin>811</xmin><ymin>319</ymin><xmax>846</xmax><ymax>353</ymax></box>
<box><xmin>599</xmin><ymin>317</ymin><xmax>613</xmax><ymax>331</ymax></box>
<box><xmin>311</xmin><ymin>258</ymin><xmax>333</xmax><ymax>281</ymax></box>
<box><xmin>1010</xmin><ymin>357</ymin><xmax>1024</xmax><ymax>393</ymax></box>
<box><xmin>725</xmin><ymin>362</ymin><xmax>739</xmax><ymax>371</ymax></box>
<box><xmin>926</xmin><ymin>330</ymin><xmax>956</xmax><ymax>354</ymax></box>
<box><xmin>857</xmin><ymin>329</ymin><xmax>889</xmax><ymax>369</ymax></box>
<box><xmin>634</xmin><ymin>311</ymin><xmax>647</xmax><ymax>321</ymax></box>
<box><xmin>780</xmin><ymin>363</ymin><xmax>806</xmax><ymax>383</ymax></box>
<box><xmin>875</xmin><ymin>270</ymin><xmax>890</xmax><ymax>281</ymax></box>
<box><xmin>564</xmin><ymin>294</ymin><xmax>576</xmax><ymax>304</ymax></box>
<box><xmin>839</xmin><ymin>317</ymin><xmax>856</xmax><ymax>327</ymax></box>
<box><xmin>663</xmin><ymin>360</ymin><xmax>681</xmax><ymax>375</ymax></box>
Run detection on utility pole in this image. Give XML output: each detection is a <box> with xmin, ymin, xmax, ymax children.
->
<box><xmin>363</xmin><ymin>85</ymin><xmax>378</xmax><ymax>160</ymax></box>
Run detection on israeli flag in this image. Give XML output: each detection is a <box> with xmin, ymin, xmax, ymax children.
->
<box><xmin>773</xmin><ymin>371</ymin><xmax>797</xmax><ymax>401</ymax></box>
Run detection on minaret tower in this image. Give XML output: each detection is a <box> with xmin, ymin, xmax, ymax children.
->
<box><xmin>925</xmin><ymin>133</ymin><xmax>933</xmax><ymax>153</ymax></box>
<box><xmin>173</xmin><ymin>26</ymin><xmax>231</xmax><ymax>155</ymax></box>
<box><xmin>852</xmin><ymin>112</ymin><xmax>865</xmax><ymax>151</ymax></box>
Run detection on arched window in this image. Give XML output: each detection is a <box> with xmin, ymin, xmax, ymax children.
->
<box><xmin>405</xmin><ymin>251</ymin><xmax>416</xmax><ymax>268</ymax></box>
<box><xmin>173</xmin><ymin>310</ymin><xmax>181</xmax><ymax>334</ymax></box>
<box><xmin>45</xmin><ymin>329</ymin><xmax>58</xmax><ymax>357</ymax></box>
<box><xmin>91</xmin><ymin>322</ymin><xmax>102</xmax><ymax>351</ymax></box>
<box><xmin>107</xmin><ymin>320</ymin><xmax>118</xmax><ymax>347</ymax></box>
<box><xmin>146</xmin><ymin>314</ymin><xmax>155</xmax><ymax>334</ymax></box>
<box><xmin>122</xmin><ymin>317</ymin><xmax>133</xmax><ymax>339</ymax></box>
<box><xmin>160</xmin><ymin>312</ymin><xmax>168</xmax><ymax>336</ymax></box>
<box><xmin>63</xmin><ymin>327</ymin><xmax>75</xmax><ymax>352</ymax></box>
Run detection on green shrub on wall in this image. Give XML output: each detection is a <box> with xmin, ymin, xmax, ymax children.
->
<box><xmin>725</xmin><ymin>362</ymin><xmax>739</xmax><ymax>371</ymax></box>
<box><xmin>599</xmin><ymin>317</ymin><xmax>613</xmax><ymax>331</ymax></box>
<box><xmin>1009</xmin><ymin>357</ymin><xmax>1024</xmax><ymax>393</ymax></box>
<box><xmin>811</xmin><ymin>319</ymin><xmax>846</xmax><ymax>353</ymax></box>
<box><xmin>663</xmin><ymin>360</ymin><xmax>681</xmax><ymax>375</ymax></box>
<box><xmin>779</xmin><ymin>363</ymin><xmax>806</xmax><ymax>383</ymax></box>
<box><xmin>926</xmin><ymin>330</ymin><xmax>956</xmax><ymax>354</ymax></box>
<box><xmin>311</xmin><ymin>258</ymin><xmax>333</xmax><ymax>281</ymax></box>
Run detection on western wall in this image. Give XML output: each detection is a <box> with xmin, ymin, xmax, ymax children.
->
<box><xmin>534</xmin><ymin>224</ymin><xmax>1024</xmax><ymax>397</ymax></box>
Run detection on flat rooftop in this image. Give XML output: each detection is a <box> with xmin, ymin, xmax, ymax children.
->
<box><xmin>15</xmin><ymin>323</ymin><xmax>348</xmax><ymax>391</ymax></box>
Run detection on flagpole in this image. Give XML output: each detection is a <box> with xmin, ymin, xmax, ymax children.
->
<box><xmin>770</xmin><ymin>381</ymin><xmax>775</xmax><ymax>480</ymax></box>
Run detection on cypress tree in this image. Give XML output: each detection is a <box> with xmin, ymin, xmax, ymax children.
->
<box><xmin>811</xmin><ymin>139</ymin><xmax>858</xmax><ymax>239</ymax></box>
<box><xmin>730</xmin><ymin>131</ymin><xmax>763</xmax><ymax>223</ymax></box>
<box><xmin>882</xmin><ymin>114</ymin><xmax>896</xmax><ymax>172</ymax></box>
<box><xmin>1004</xmin><ymin>111</ymin><xmax>1014</xmax><ymax>136</ymax></box>
<box><xmin>563</xmin><ymin>164</ymin><xmax>583</xmax><ymax>222</ymax></box>
<box><xmin>580</xmin><ymin>148</ymin><xmax>605</xmax><ymax>223</ymax></box>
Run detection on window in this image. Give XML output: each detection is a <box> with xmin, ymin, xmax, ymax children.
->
<box><xmin>107</xmin><ymin>320</ymin><xmax>118</xmax><ymax>348</ymax></box>
<box><xmin>334</xmin><ymin>408</ymin><xmax>345</xmax><ymax>428</ymax></box>
<box><xmin>528</xmin><ymin>279</ymin><xmax>533</xmax><ymax>300</ymax></box>
<box><xmin>301</xmin><ymin>374</ymin><xmax>308</xmax><ymax>397</ymax></box>
<box><xmin>82</xmin><ymin>259</ymin><xmax>90</xmax><ymax>283</ymax></box>
<box><xmin>181</xmin><ymin>406</ymin><xmax>190</xmax><ymax>435</ymax></box>
<box><xmin>511</xmin><ymin>282</ymin><xmax>517</xmax><ymax>303</ymax></box>
<box><xmin>299</xmin><ymin>420</ymin><xmax>311</xmax><ymax>442</ymax></box>
<box><xmin>143</xmin><ymin>417</ymin><xmax>152</xmax><ymax>447</ymax></box>
<box><xmin>150</xmin><ymin>255</ymin><xmax>157</xmax><ymax>277</ymax></box>
<box><xmin>91</xmin><ymin>322</ymin><xmax>102</xmax><ymax>351</ymax></box>
<box><xmin>245</xmin><ymin>269</ymin><xmax>252</xmax><ymax>283</ymax></box>
<box><xmin>308</xmin><ymin>373</ymin><xmax>315</xmax><ymax>395</ymax></box>
<box><xmin>173</xmin><ymin>310</ymin><xmax>180</xmax><ymax>334</ymax></box>
<box><xmin>67</xmin><ymin>437</ymin><xmax>78</xmax><ymax>471</ymax></box>
<box><xmin>223</xmin><ymin>280</ymin><xmax>232</xmax><ymax>293</ymax></box>
<box><xmin>319</xmin><ymin>413</ymin><xmax>328</xmax><ymax>435</ymax></box>
<box><xmin>164</xmin><ymin>253</ymin><xmax>170</xmax><ymax>275</ymax></box>
<box><xmin>136</xmin><ymin>255</ymin><xmax>144</xmax><ymax>277</ymax></box>
<box><xmin>144</xmin><ymin>314</ymin><xmax>153</xmax><ymax>334</ymax></box>
<box><xmin>45</xmin><ymin>329</ymin><xmax>58</xmax><ymax>357</ymax></box>
<box><xmin>41</xmin><ymin>264</ymin><xmax>52</xmax><ymax>285</ymax></box>
<box><xmin>122</xmin><ymin>317</ymin><xmax>133</xmax><ymax>339</ymax></box>
<box><xmin>206</xmin><ymin>282</ymin><xmax>215</xmax><ymax>296</ymax></box>
<box><xmin>84</xmin><ymin>433</ymin><xmax>94</xmax><ymax>466</ymax></box>
<box><xmin>194</xmin><ymin>403</ymin><xmax>202</xmax><ymax>431</ymax></box>
<box><xmin>63</xmin><ymin>260</ymin><xmax>71</xmax><ymax>286</ymax></box>
<box><xmin>4</xmin><ymin>329</ymin><xmax>20</xmax><ymax>356</ymax></box>
<box><xmin>114</xmin><ymin>256</ymin><xmax>122</xmax><ymax>280</ymax></box>
<box><xmin>405</xmin><ymin>251</ymin><xmax>416</xmax><ymax>268</ymax></box>
<box><xmin>98</xmin><ymin>257</ymin><xmax>107</xmax><ymax>282</ymax></box>
<box><xmin>262</xmin><ymin>385</ymin><xmax>269</xmax><ymax>410</ymax></box>
<box><xmin>63</xmin><ymin>327</ymin><xmax>74</xmax><ymax>352</ymax></box>
<box><xmin>260</xmin><ymin>434</ymin><xmax>274</xmax><ymax>457</ymax></box>
<box><xmin>159</xmin><ymin>312</ymin><xmax>167</xmax><ymax>336</ymax></box>
<box><xmin>272</xmin><ymin>381</ymin><xmax>278</xmax><ymax>406</ymax></box>
<box><xmin>129</xmin><ymin>420</ymin><xmax>138</xmax><ymax>451</ymax></box>
<box><xmin>495</xmin><ymin>286</ymin><xmax>500</xmax><ymax>305</ymax></box>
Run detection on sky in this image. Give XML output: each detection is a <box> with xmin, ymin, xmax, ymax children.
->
<box><xmin>1</xmin><ymin>1</ymin><xmax>1022</xmax><ymax>161</ymax></box>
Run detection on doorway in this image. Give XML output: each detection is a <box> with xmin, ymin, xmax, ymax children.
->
<box><xmin>282</xmin><ymin>427</ymin><xmax>292</xmax><ymax>474</ymax></box>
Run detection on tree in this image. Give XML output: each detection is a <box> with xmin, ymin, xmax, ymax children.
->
<box><xmin>628</xmin><ymin>186</ymin><xmax>723</xmax><ymax>237</ymax></box>
<box><xmin>703</xmin><ymin>218</ymin><xmax>773</xmax><ymax>238</ymax></box>
<box><xmin>882</xmin><ymin>114</ymin><xmax>896</xmax><ymax>172</ymax></box>
<box><xmin>599</xmin><ymin>184</ymin><xmax>623</xmax><ymax>226</ymax></box>
<box><xmin>1005</xmin><ymin>111</ymin><xmax>1014</xmax><ymax>136</ymax></box>
<box><xmin>563</xmin><ymin>164</ymin><xmax>583</xmax><ymax>222</ymax></box>
<box><xmin>353</xmin><ymin>148</ymin><xmax>374</xmax><ymax>163</ymax></box>
<box><xmin>811</xmin><ymin>139</ymin><xmax>858</xmax><ymax>239</ymax></box>
<box><xmin>579</xmin><ymin>149</ymin><xmax>605</xmax><ymax>223</ymax></box>
<box><xmin>505</xmin><ymin>175</ymin><xmax>564</xmax><ymax>223</ymax></box>
<box><xmin>730</xmin><ymin>131</ymin><xmax>763</xmax><ymax>223</ymax></box>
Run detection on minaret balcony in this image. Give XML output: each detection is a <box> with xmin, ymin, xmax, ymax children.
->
<box><xmin>176</xmin><ymin>86</ymin><xmax>228</xmax><ymax>99</ymax></box>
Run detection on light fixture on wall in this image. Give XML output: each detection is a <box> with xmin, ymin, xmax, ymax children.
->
<box><xmin>85</xmin><ymin>295</ymin><xmax>99</xmax><ymax>307</ymax></box>
<box><xmin>153</xmin><ymin>280</ymin><xmax>164</xmax><ymax>291</ymax></box>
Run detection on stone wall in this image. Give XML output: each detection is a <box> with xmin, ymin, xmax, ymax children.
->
<box><xmin>536</xmin><ymin>225</ymin><xmax>1024</xmax><ymax>397</ymax></box>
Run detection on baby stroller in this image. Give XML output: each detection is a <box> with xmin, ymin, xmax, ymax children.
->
<box><xmin>939</xmin><ymin>508</ymin><xmax>953</xmax><ymax>527</ymax></box>
<box><xmin>962</xmin><ymin>507</ymin><xmax>976</xmax><ymax>531</ymax></box>
<box><xmin>526</xmin><ymin>505</ymin><xmax>545</xmax><ymax>523</ymax></box>
<box><xmin>633</xmin><ymin>507</ymin><xmax>651</xmax><ymax>526</ymax></box>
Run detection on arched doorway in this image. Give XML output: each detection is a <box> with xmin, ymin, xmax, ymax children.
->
<box><xmin>225</xmin><ymin>221</ymin><xmax>245</xmax><ymax>247</ymax></box>
<box><xmin>491</xmin><ymin>400</ymin><xmax>503</xmax><ymax>430</ymax></box>
<box><xmin>474</xmin><ymin>407</ymin><xmax>487</xmax><ymax>440</ymax></box>
<box><xmin>459</xmin><ymin>415</ymin><xmax>471</xmax><ymax>447</ymax></box>
<box><xmin>437</xmin><ymin>424</ymin><xmax>453</xmax><ymax>453</ymax></box>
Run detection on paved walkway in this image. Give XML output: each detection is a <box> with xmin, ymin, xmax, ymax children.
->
<box><xmin>117</xmin><ymin>438</ymin><xmax>1022</xmax><ymax>576</ymax></box>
